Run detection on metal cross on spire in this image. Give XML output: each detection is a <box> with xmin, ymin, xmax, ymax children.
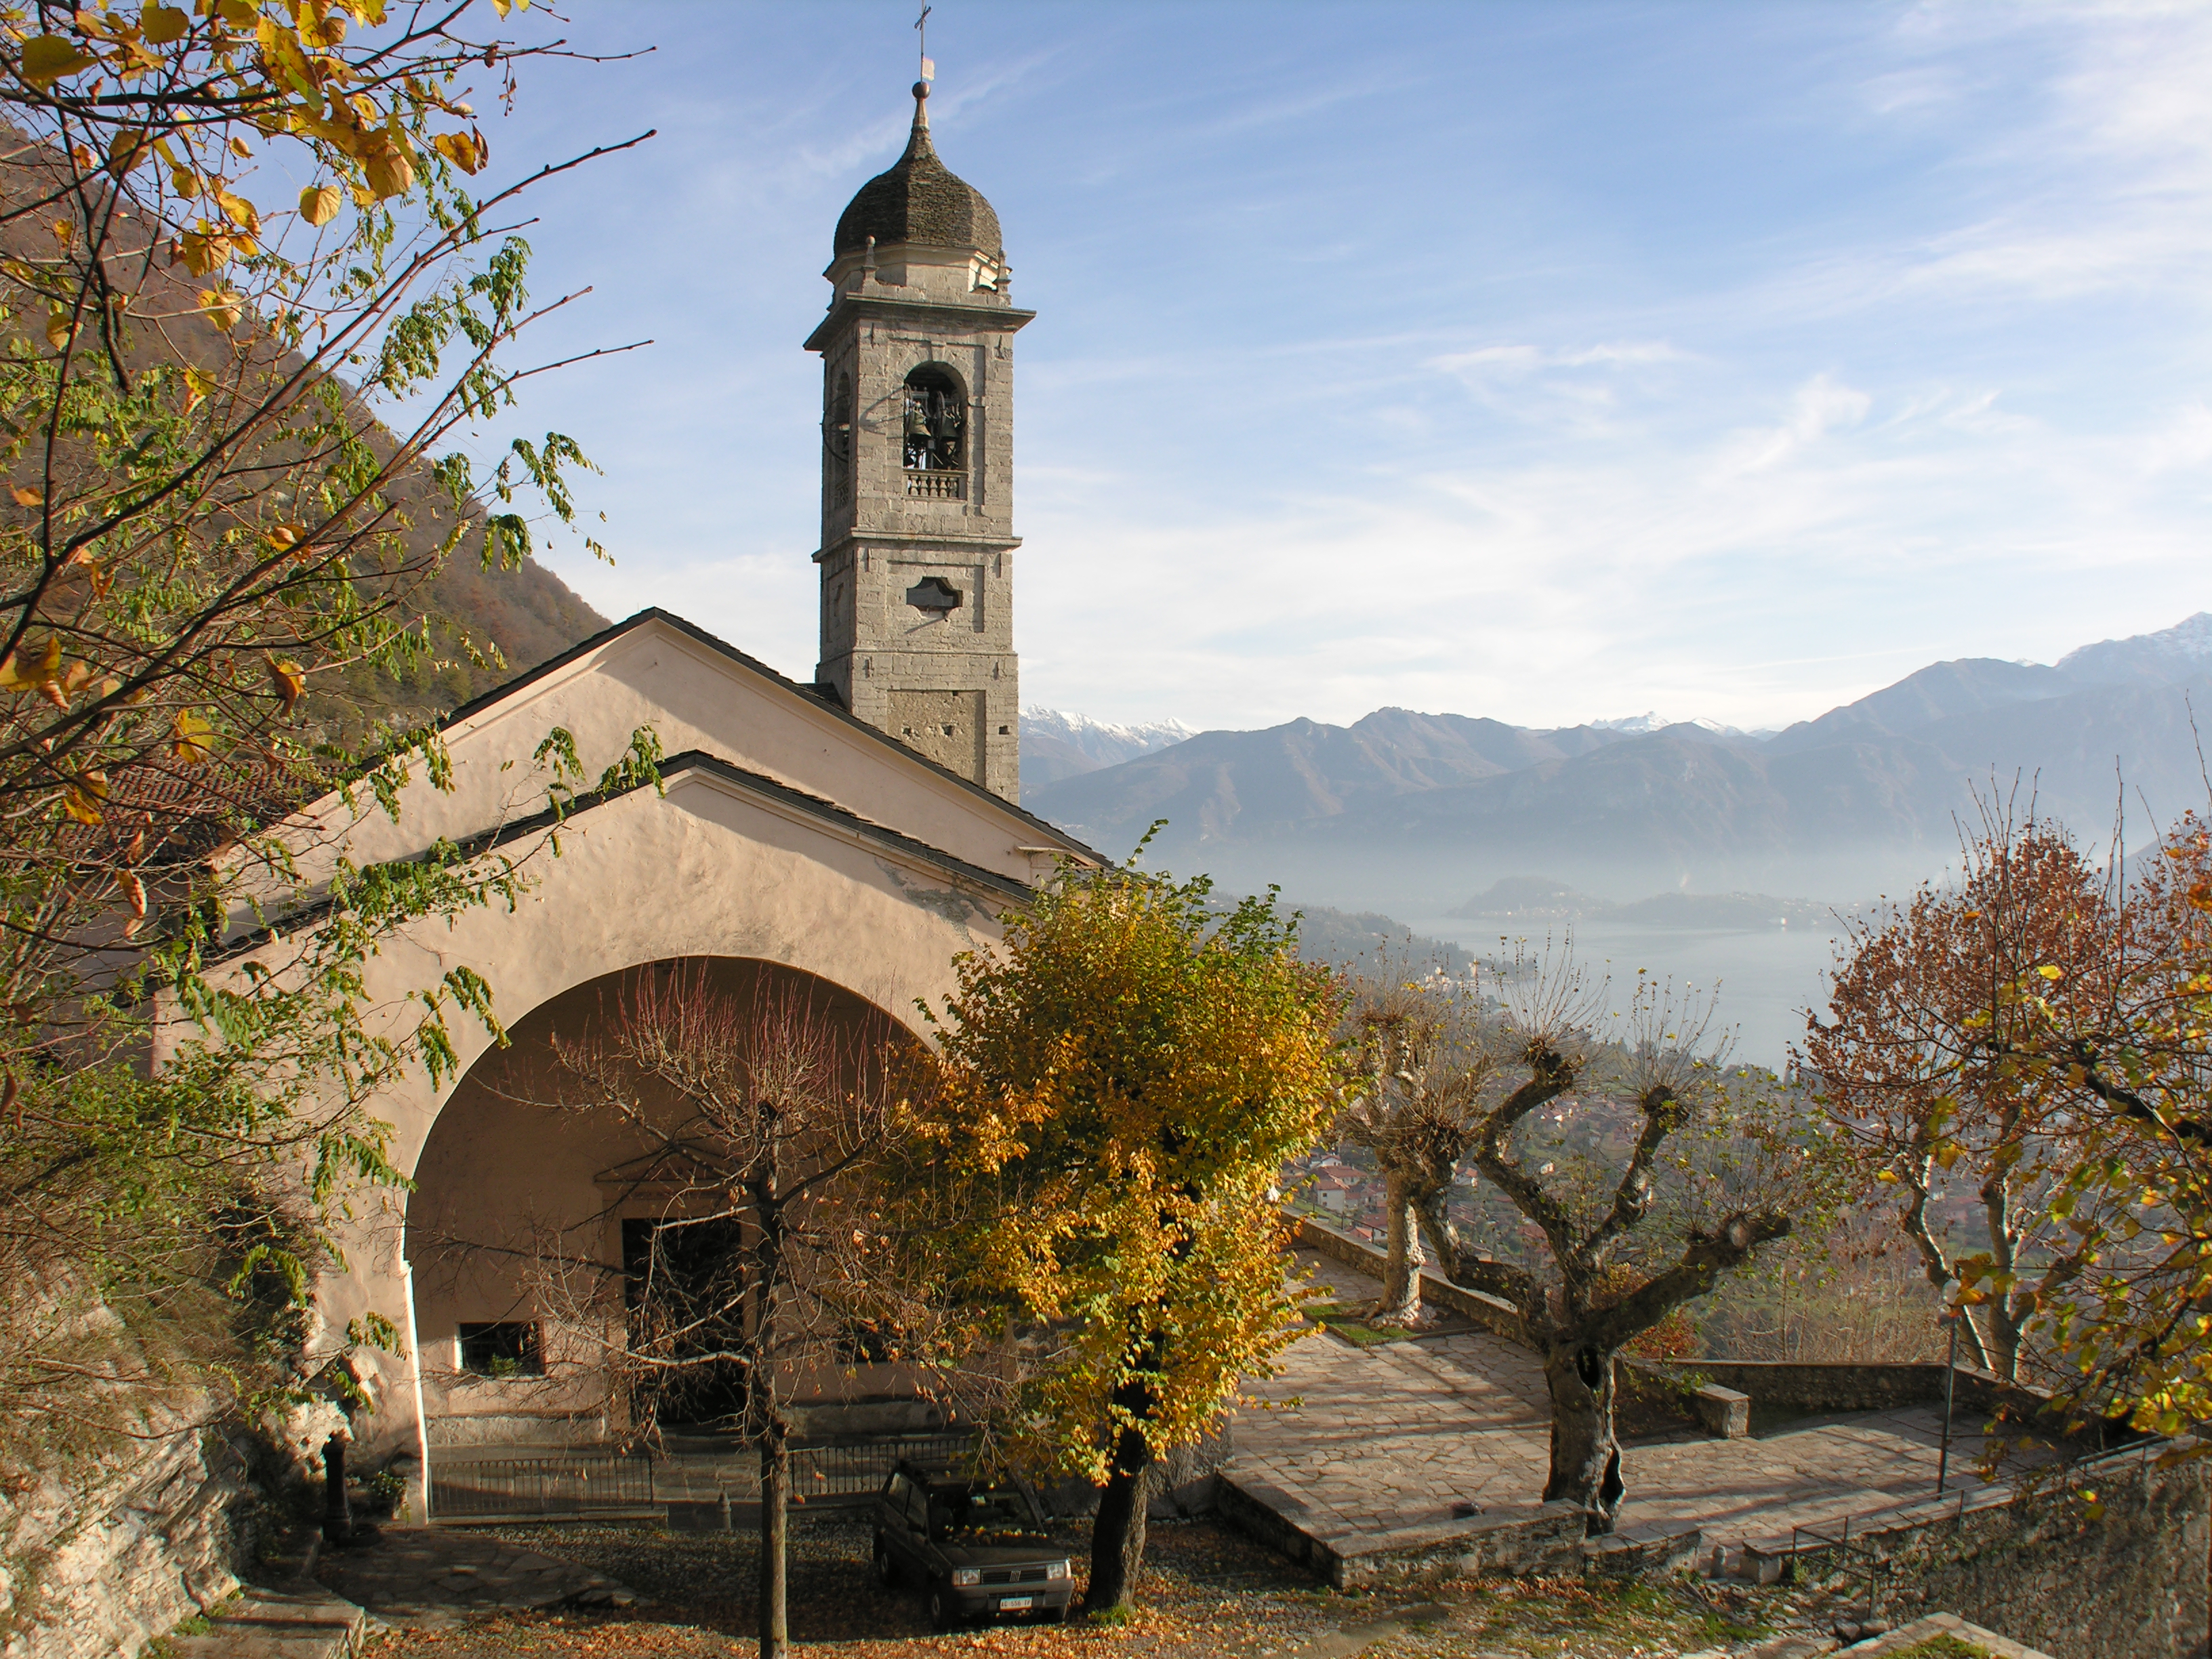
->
<box><xmin>915</xmin><ymin>3</ymin><xmax>935</xmax><ymax>85</ymax></box>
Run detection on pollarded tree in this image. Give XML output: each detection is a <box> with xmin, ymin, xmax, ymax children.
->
<box><xmin>1333</xmin><ymin>970</ymin><xmax>1491</xmax><ymax>1327</ymax></box>
<box><xmin>1802</xmin><ymin>811</ymin><xmax>2118</xmax><ymax>1380</ymax></box>
<box><xmin>1409</xmin><ymin>956</ymin><xmax>1803</xmax><ymax>1535</ymax></box>
<box><xmin>894</xmin><ymin>860</ymin><xmax>1343</xmax><ymax>1615</ymax></box>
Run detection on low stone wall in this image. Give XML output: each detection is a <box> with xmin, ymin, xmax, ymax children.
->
<box><xmin>0</xmin><ymin>1425</ymin><xmax>250</xmax><ymax>1659</ymax></box>
<box><xmin>1216</xmin><ymin>1473</ymin><xmax>1582</xmax><ymax>1591</ymax></box>
<box><xmin>1639</xmin><ymin>1359</ymin><xmax>2062</xmax><ymax>1427</ymax></box>
<box><xmin>1291</xmin><ymin>1214</ymin><xmax>1530</xmax><ymax>1347</ymax></box>
<box><xmin>1775</xmin><ymin>1441</ymin><xmax>2208</xmax><ymax>1659</ymax></box>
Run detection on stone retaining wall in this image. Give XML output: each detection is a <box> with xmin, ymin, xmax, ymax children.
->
<box><xmin>1776</xmin><ymin>1441</ymin><xmax>2207</xmax><ymax>1659</ymax></box>
<box><xmin>1215</xmin><ymin>1472</ymin><xmax>1583</xmax><ymax>1591</ymax></box>
<box><xmin>1641</xmin><ymin>1359</ymin><xmax>2064</xmax><ymax>1429</ymax></box>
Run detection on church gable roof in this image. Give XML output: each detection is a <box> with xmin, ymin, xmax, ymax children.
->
<box><xmin>436</xmin><ymin>607</ymin><xmax>1088</xmax><ymax>867</ymax></box>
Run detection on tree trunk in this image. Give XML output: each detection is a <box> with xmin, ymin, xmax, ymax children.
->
<box><xmin>1902</xmin><ymin>1168</ymin><xmax>1994</xmax><ymax>1370</ymax></box>
<box><xmin>758</xmin><ymin>1418</ymin><xmax>788</xmax><ymax>1658</ymax></box>
<box><xmin>1372</xmin><ymin>1172</ymin><xmax>1425</xmax><ymax>1326</ymax></box>
<box><xmin>1981</xmin><ymin>1174</ymin><xmax>2022</xmax><ymax>1381</ymax></box>
<box><xmin>1084</xmin><ymin>1424</ymin><xmax>1153</xmax><ymax>1616</ymax></box>
<box><xmin>1541</xmin><ymin>1340</ymin><xmax>1625</xmax><ymax>1536</ymax></box>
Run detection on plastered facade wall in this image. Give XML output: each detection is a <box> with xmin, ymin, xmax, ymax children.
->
<box><xmin>262</xmin><ymin>755</ymin><xmax>1023</xmax><ymax>1462</ymax></box>
<box><xmin>807</xmin><ymin>241</ymin><xmax>1031</xmax><ymax>802</ymax></box>
<box><xmin>229</xmin><ymin>614</ymin><xmax>1084</xmax><ymax>922</ymax></box>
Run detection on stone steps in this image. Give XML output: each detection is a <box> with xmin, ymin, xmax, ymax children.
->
<box><xmin>162</xmin><ymin>1580</ymin><xmax>365</xmax><ymax>1659</ymax></box>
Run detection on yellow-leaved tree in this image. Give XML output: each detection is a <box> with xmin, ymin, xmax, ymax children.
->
<box><xmin>894</xmin><ymin>855</ymin><xmax>1344</xmax><ymax>1616</ymax></box>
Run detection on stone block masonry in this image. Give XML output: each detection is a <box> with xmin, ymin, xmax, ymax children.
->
<box><xmin>1215</xmin><ymin>1472</ymin><xmax>1585</xmax><ymax>1591</ymax></box>
<box><xmin>1783</xmin><ymin>1441</ymin><xmax>2209</xmax><ymax>1659</ymax></box>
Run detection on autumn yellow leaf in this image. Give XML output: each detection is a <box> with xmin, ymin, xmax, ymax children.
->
<box><xmin>168</xmin><ymin>709</ymin><xmax>216</xmax><ymax>766</ymax></box>
<box><xmin>182</xmin><ymin>364</ymin><xmax>215</xmax><ymax>413</ymax></box>
<box><xmin>298</xmin><ymin>182</ymin><xmax>342</xmax><ymax>226</ymax></box>
<box><xmin>0</xmin><ymin>637</ymin><xmax>62</xmax><ymax>690</ymax></box>
<box><xmin>363</xmin><ymin>145</ymin><xmax>415</xmax><ymax>200</ymax></box>
<box><xmin>198</xmin><ymin>287</ymin><xmax>242</xmax><ymax>329</ymax></box>
<box><xmin>175</xmin><ymin>230</ymin><xmax>228</xmax><ymax>275</ymax></box>
<box><xmin>266</xmin><ymin>655</ymin><xmax>306</xmax><ymax>711</ymax></box>
<box><xmin>11</xmin><ymin>487</ymin><xmax>40</xmax><ymax>508</ymax></box>
<box><xmin>105</xmin><ymin>129</ymin><xmax>151</xmax><ymax>177</ymax></box>
<box><xmin>49</xmin><ymin>218</ymin><xmax>72</xmax><ymax>247</ymax></box>
<box><xmin>142</xmin><ymin>3</ymin><xmax>189</xmax><ymax>45</ymax></box>
<box><xmin>63</xmin><ymin>771</ymin><xmax>108</xmax><ymax>825</ymax></box>
<box><xmin>65</xmin><ymin>549</ymin><xmax>112</xmax><ymax>598</ymax></box>
<box><xmin>214</xmin><ymin>188</ymin><xmax>259</xmax><ymax>233</ymax></box>
<box><xmin>265</xmin><ymin>522</ymin><xmax>305</xmax><ymax>552</ymax></box>
<box><xmin>20</xmin><ymin>36</ymin><xmax>96</xmax><ymax>86</ymax></box>
<box><xmin>216</xmin><ymin>0</ymin><xmax>255</xmax><ymax>25</ymax></box>
<box><xmin>432</xmin><ymin>131</ymin><xmax>484</xmax><ymax>175</ymax></box>
<box><xmin>43</xmin><ymin>310</ymin><xmax>73</xmax><ymax>350</ymax></box>
<box><xmin>118</xmin><ymin>868</ymin><xmax>146</xmax><ymax>918</ymax></box>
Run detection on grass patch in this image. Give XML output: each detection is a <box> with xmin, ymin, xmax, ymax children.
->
<box><xmin>1885</xmin><ymin>1637</ymin><xmax>1993</xmax><ymax>1659</ymax></box>
<box><xmin>1305</xmin><ymin>1300</ymin><xmax>1416</xmax><ymax>1347</ymax></box>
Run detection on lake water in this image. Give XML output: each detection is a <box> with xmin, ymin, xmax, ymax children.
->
<box><xmin>1406</xmin><ymin>914</ymin><xmax>1850</xmax><ymax>1073</ymax></box>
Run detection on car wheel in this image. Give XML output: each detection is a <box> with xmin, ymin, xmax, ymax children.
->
<box><xmin>928</xmin><ymin>1586</ymin><xmax>957</xmax><ymax>1632</ymax></box>
<box><xmin>873</xmin><ymin>1535</ymin><xmax>897</xmax><ymax>1590</ymax></box>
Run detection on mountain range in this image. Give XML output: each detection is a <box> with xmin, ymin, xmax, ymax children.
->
<box><xmin>1019</xmin><ymin>709</ymin><xmax>1196</xmax><ymax>791</ymax></box>
<box><xmin>1024</xmin><ymin>614</ymin><xmax>2212</xmax><ymax>911</ymax></box>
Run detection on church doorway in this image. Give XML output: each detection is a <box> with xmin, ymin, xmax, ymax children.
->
<box><xmin>620</xmin><ymin>1215</ymin><xmax>750</xmax><ymax>1429</ymax></box>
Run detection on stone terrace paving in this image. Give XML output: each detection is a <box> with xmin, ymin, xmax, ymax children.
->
<box><xmin>1227</xmin><ymin>1250</ymin><xmax>2036</xmax><ymax>1551</ymax></box>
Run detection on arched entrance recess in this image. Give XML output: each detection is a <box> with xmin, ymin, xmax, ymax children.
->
<box><xmin>404</xmin><ymin>956</ymin><xmax>912</xmax><ymax>1448</ymax></box>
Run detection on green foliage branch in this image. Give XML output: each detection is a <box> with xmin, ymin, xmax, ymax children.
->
<box><xmin>0</xmin><ymin>0</ymin><xmax>656</xmax><ymax>1476</ymax></box>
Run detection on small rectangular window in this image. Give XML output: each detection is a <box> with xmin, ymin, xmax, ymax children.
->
<box><xmin>459</xmin><ymin>1321</ymin><xmax>543</xmax><ymax>1378</ymax></box>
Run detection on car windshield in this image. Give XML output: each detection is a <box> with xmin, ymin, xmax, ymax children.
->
<box><xmin>928</xmin><ymin>1488</ymin><xmax>1038</xmax><ymax>1538</ymax></box>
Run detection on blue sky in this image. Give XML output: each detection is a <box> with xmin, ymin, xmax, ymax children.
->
<box><xmin>455</xmin><ymin>1</ymin><xmax>2212</xmax><ymax>733</ymax></box>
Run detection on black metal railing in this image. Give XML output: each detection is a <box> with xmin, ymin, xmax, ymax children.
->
<box><xmin>785</xmin><ymin>1431</ymin><xmax>974</xmax><ymax>1502</ymax></box>
<box><xmin>424</xmin><ymin>1431</ymin><xmax>978</xmax><ymax>1522</ymax></box>
<box><xmin>430</xmin><ymin>1452</ymin><xmax>656</xmax><ymax>1519</ymax></box>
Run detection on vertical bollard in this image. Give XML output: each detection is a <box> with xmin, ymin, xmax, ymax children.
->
<box><xmin>1936</xmin><ymin>1311</ymin><xmax>1960</xmax><ymax>1495</ymax></box>
<box><xmin>322</xmin><ymin>1433</ymin><xmax>352</xmax><ymax>1546</ymax></box>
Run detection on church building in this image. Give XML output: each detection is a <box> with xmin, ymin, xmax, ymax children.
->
<box><xmin>269</xmin><ymin>80</ymin><xmax>1090</xmax><ymax>1472</ymax></box>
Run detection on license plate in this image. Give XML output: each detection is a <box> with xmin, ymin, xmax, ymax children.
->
<box><xmin>998</xmin><ymin>1595</ymin><xmax>1033</xmax><ymax>1611</ymax></box>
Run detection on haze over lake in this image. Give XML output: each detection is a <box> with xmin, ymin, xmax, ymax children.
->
<box><xmin>1410</xmin><ymin>913</ymin><xmax>1848</xmax><ymax>1074</ymax></box>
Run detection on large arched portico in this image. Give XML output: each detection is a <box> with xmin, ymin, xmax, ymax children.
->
<box><xmin>294</xmin><ymin>752</ymin><xmax>1040</xmax><ymax>1467</ymax></box>
<box><xmin>405</xmin><ymin>956</ymin><xmax>914</xmax><ymax>1450</ymax></box>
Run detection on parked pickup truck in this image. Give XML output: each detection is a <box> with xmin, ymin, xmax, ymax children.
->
<box><xmin>871</xmin><ymin>1460</ymin><xmax>1074</xmax><ymax>1629</ymax></box>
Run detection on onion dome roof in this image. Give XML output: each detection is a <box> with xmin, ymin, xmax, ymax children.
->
<box><xmin>833</xmin><ymin>83</ymin><xmax>1002</xmax><ymax>258</ymax></box>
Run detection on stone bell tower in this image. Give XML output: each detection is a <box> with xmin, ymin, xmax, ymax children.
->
<box><xmin>808</xmin><ymin>79</ymin><xmax>1031</xmax><ymax>802</ymax></box>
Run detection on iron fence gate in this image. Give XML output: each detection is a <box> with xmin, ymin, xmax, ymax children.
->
<box><xmin>429</xmin><ymin>1452</ymin><xmax>657</xmax><ymax>1520</ymax></box>
<box><xmin>425</xmin><ymin>1432</ymin><xmax>979</xmax><ymax>1522</ymax></box>
<box><xmin>785</xmin><ymin>1431</ymin><xmax>974</xmax><ymax>1502</ymax></box>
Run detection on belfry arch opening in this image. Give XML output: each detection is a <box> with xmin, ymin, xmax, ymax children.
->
<box><xmin>404</xmin><ymin>956</ymin><xmax>914</xmax><ymax>1443</ymax></box>
<box><xmin>901</xmin><ymin>363</ymin><xmax>966</xmax><ymax>477</ymax></box>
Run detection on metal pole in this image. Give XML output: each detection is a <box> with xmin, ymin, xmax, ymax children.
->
<box><xmin>1936</xmin><ymin>1311</ymin><xmax>1960</xmax><ymax>1494</ymax></box>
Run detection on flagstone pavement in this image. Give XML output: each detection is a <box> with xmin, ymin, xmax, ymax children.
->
<box><xmin>1227</xmin><ymin>1250</ymin><xmax>2029</xmax><ymax>1551</ymax></box>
